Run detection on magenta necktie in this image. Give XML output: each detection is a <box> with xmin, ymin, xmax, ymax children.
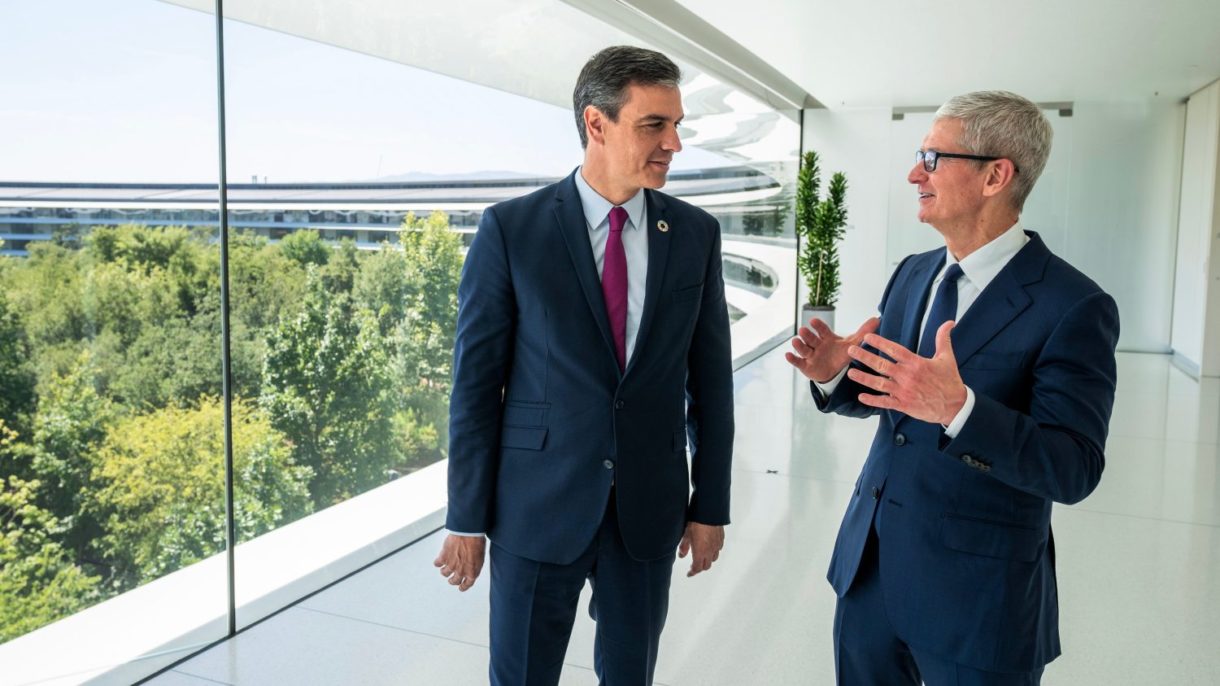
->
<box><xmin>602</xmin><ymin>206</ymin><xmax>629</xmax><ymax>371</ymax></box>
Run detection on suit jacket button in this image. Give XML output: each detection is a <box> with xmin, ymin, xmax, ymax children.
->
<box><xmin>961</xmin><ymin>454</ymin><xmax>974</xmax><ymax>465</ymax></box>
<box><xmin>615</xmin><ymin>400</ymin><xmax>625</xmax><ymax>410</ymax></box>
<box><xmin>871</xmin><ymin>487</ymin><xmax>880</xmax><ymax>499</ymax></box>
<box><xmin>604</xmin><ymin>459</ymin><xmax>615</xmax><ymax>470</ymax></box>
<box><xmin>894</xmin><ymin>433</ymin><xmax>907</xmax><ymax>446</ymax></box>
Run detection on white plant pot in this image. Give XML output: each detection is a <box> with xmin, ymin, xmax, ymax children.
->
<box><xmin>801</xmin><ymin>306</ymin><xmax>835</xmax><ymax>334</ymax></box>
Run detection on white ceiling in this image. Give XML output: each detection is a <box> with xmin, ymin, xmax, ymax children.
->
<box><xmin>166</xmin><ymin>0</ymin><xmax>1220</xmax><ymax>112</ymax></box>
<box><xmin>673</xmin><ymin>0</ymin><xmax>1220</xmax><ymax>107</ymax></box>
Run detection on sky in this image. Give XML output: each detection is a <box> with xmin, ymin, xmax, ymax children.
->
<box><xmin>0</xmin><ymin>0</ymin><xmax>738</xmax><ymax>184</ymax></box>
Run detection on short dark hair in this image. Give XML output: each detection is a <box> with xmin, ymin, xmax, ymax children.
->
<box><xmin>573</xmin><ymin>46</ymin><xmax>681</xmax><ymax>149</ymax></box>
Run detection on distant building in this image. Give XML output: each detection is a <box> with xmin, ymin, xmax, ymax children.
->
<box><xmin>0</xmin><ymin>165</ymin><xmax>791</xmax><ymax>257</ymax></box>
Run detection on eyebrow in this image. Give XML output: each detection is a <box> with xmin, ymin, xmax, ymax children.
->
<box><xmin>637</xmin><ymin>114</ymin><xmax>683</xmax><ymax>125</ymax></box>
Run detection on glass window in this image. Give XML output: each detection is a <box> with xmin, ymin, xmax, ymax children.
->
<box><xmin>0</xmin><ymin>0</ymin><xmax>225</xmax><ymax>680</ymax></box>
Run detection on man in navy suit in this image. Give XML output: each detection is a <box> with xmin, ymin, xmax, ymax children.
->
<box><xmin>434</xmin><ymin>46</ymin><xmax>734</xmax><ymax>685</ymax></box>
<box><xmin>786</xmin><ymin>91</ymin><xmax>1119</xmax><ymax>685</ymax></box>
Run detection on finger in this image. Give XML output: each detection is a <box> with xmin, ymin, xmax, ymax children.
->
<box><xmin>847</xmin><ymin>345</ymin><xmax>895</xmax><ymax>376</ymax></box>
<box><xmin>459</xmin><ymin>577</ymin><xmax>476</xmax><ymax>592</ymax></box>
<box><xmin>934</xmin><ymin>320</ymin><xmax>956</xmax><ymax>360</ymax></box>
<box><xmin>712</xmin><ymin>550</ymin><xmax>720</xmax><ymax>562</ymax></box>
<box><xmin>847</xmin><ymin>368</ymin><xmax>890</xmax><ymax>393</ymax></box>
<box><xmin>796</xmin><ymin>326</ymin><xmax>822</xmax><ymax>348</ymax></box>
<box><xmin>448</xmin><ymin>573</ymin><xmax>464</xmax><ymax>586</ymax></box>
<box><xmin>808</xmin><ymin>318</ymin><xmax>836</xmax><ymax>340</ymax></box>
<box><xmin>858</xmin><ymin>392</ymin><xmax>899</xmax><ymax>410</ymax></box>
<box><xmin>678</xmin><ymin>536</ymin><xmax>690</xmax><ymax>558</ymax></box>
<box><xmin>861</xmin><ymin>334</ymin><xmax>917</xmax><ymax>364</ymax></box>
<box><xmin>789</xmin><ymin>337</ymin><xmax>813</xmax><ymax>357</ymax></box>
<box><xmin>784</xmin><ymin>351</ymin><xmax>804</xmax><ymax>368</ymax></box>
<box><xmin>854</xmin><ymin>316</ymin><xmax>881</xmax><ymax>338</ymax></box>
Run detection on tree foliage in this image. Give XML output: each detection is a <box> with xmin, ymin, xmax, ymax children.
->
<box><xmin>84</xmin><ymin>398</ymin><xmax>312</xmax><ymax>589</ymax></box>
<box><xmin>0</xmin><ymin>212</ymin><xmax>463</xmax><ymax>642</ymax></box>
<box><xmin>1</xmin><ymin>423</ymin><xmax>100</xmax><ymax>642</ymax></box>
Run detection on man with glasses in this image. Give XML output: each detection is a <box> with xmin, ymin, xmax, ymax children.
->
<box><xmin>786</xmin><ymin>90</ymin><xmax>1119</xmax><ymax>685</ymax></box>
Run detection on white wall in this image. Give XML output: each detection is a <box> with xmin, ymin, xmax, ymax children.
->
<box><xmin>803</xmin><ymin>99</ymin><xmax>1185</xmax><ymax>352</ymax></box>
<box><xmin>1171</xmin><ymin>79</ymin><xmax>1220</xmax><ymax>377</ymax></box>
<box><xmin>800</xmin><ymin>108</ymin><xmax>894</xmax><ymax>332</ymax></box>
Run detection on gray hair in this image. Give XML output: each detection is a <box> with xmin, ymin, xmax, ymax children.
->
<box><xmin>935</xmin><ymin>90</ymin><xmax>1052</xmax><ymax>211</ymax></box>
<box><xmin>573</xmin><ymin>46</ymin><xmax>681</xmax><ymax>149</ymax></box>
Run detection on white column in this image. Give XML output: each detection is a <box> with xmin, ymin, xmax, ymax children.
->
<box><xmin>1170</xmin><ymin>79</ymin><xmax>1220</xmax><ymax>378</ymax></box>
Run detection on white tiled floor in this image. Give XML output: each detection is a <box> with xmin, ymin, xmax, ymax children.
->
<box><xmin>148</xmin><ymin>350</ymin><xmax>1220</xmax><ymax>685</ymax></box>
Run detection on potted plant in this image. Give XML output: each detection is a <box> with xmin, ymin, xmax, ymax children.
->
<box><xmin>795</xmin><ymin>150</ymin><xmax>848</xmax><ymax>332</ymax></box>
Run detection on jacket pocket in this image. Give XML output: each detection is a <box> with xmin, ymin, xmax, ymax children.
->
<box><xmin>502</xmin><ymin>401</ymin><xmax>550</xmax><ymax>426</ymax></box>
<box><xmin>500</xmin><ymin>425</ymin><xmax>548</xmax><ymax>451</ymax></box>
<box><xmin>941</xmin><ymin>514</ymin><xmax>1044</xmax><ymax>562</ymax></box>
<box><xmin>960</xmin><ymin>351</ymin><xmax>1026</xmax><ymax>370</ymax></box>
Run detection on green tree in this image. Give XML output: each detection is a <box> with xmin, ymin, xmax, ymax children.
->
<box><xmin>261</xmin><ymin>272</ymin><xmax>398</xmax><ymax>507</ymax></box>
<box><xmin>84</xmin><ymin>399</ymin><xmax>311</xmax><ymax>589</ymax></box>
<box><xmin>85</xmin><ymin>224</ymin><xmax>212</xmax><ymax>318</ymax></box>
<box><xmin>0</xmin><ymin>290</ymin><xmax>36</xmax><ymax>436</ymax></box>
<box><xmin>278</xmin><ymin>229</ymin><xmax>330</xmax><ymax>268</ymax></box>
<box><xmin>395</xmin><ymin>211</ymin><xmax>462</xmax><ymax>464</ymax></box>
<box><xmin>352</xmin><ymin>212</ymin><xmax>463</xmax><ymax>472</ymax></box>
<box><xmin>0</xmin><ymin>422</ymin><xmax>100</xmax><ymax>643</ymax></box>
<box><xmin>21</xmin><ymin>351</ymin><xmax>113</xmax><ymax>559</ymax></box>
<box><xmin>320</xmin><ymin>239</ymin><xmax>361</xmax><ymax>295</ymax></box>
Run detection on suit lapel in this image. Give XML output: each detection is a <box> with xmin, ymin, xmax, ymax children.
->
<box><xmin>949</xmin><ymin>234</ymin><xmax>1046</xmax><ymax>366</ymax></box>
<box><xmin>898</xmin><ymin>253</ymin><xmax>945</xmax><ymax>353</ymax></box>
<box><xmin>553</xmin><ymin>173</ymin><xmax>618</xmax><ymax>371</ymax></box>
<box><xmin>892</xmin><ymin>233</ymin><xmax>1047</xmax><ymax>430</ymax></box>
<box><xmin>624</xmin><ymin>189</ymin><xmax>671</xmax><ymax>378</ymax></box>
<box><xmin>890</xmin><ymin>255</ymin><xmax>942</xmax><ymax>430</ymax></box>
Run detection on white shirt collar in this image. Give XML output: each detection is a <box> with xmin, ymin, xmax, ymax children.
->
<box><xmin>574</xmin><ymin>166</ymin><xmax>645</xmax><ymax>231</ymax></box>
<box><xmin>945</xmin><ymin>221</ymin><xmax>1029</xmax><ymax>288</ymax></box>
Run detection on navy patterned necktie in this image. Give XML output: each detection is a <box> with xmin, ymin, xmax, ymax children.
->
<box><xmin>918</xmin><ymin>263</ymin><xmax>964</xmax><ymax>357</ymax></box>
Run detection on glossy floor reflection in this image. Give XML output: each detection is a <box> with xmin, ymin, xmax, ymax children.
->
<box><xmin>148</xmin><ymin>351</ymin><xmax>1220</xmax><ymax>685</ymax></box>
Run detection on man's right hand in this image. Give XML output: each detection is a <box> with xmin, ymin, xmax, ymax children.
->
<box><xmin>434</xmin><ymin>534</ymin><xmax>486</xmax><ymax>592</ymax></box>
<box><xmin>785</xmin><ymin>316</ymin><xmax>880</xmax><ymax>383</ymax></box>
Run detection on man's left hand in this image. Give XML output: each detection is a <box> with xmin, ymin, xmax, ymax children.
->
<box><xmin>678</xmin><ymin>522</ymin><xmax>724</xmax><ymax>577</ymax></box>
<box><xmin>845</xmin><ymin>321</ymin><xmax>967</xmax><ymax>426</ymax></box>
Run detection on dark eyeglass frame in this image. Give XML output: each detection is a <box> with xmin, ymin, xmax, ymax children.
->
<box><xmin>916</xmin><ymin>149</ymin><xmax>1019</xmax><ymax>173</ymax></box>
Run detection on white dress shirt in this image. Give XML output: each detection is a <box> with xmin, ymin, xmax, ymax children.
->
<box><xmin>574</xmin><ymin>166</ymin><xmax>649</xmax><ymax>363</ymax></box>
<box><xmin>816</xmin><ymin>222</ymin><xmax>1030</xmax><ymax>437</ymax></box>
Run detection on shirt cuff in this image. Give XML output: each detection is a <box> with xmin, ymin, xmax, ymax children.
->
<box><xmin>447</xmin><ymin>530</ymin><xmax>485</xmax><ymax>537</ymax></box>
<box><xmin>943</xmin><ymin>385</ymin><xmax>975</xmax><ymax>438</ymax></box>
<box><xmin>813</xmin><ymin>365</ymin><xmax>850</xmax><ymax>398</ymax></box>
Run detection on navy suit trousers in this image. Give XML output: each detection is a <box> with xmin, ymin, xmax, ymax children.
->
<box><xmin>834</xmin><ymin>528</ymin><xmax>1046</xmax><ymax>686</ymax></box>
<box><xmin>489</xmin><ymin>493</ymin><xmax>675</xmax><ymax>686</ymax></box>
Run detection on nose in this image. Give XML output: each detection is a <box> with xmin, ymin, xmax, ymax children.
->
<box><xmin>663</xmin><ymin>125</ymin><xmax>682</xmax><ymax>153</ymax></box>
<box><xmin>908</xmin><ymin>161</ymin><xmax>927</xmax><ymax>185</ymax></box>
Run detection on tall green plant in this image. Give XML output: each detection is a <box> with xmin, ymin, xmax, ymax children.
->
<box><xmin>795</xmin><ymin>151</ymin><xmax>848</xmax><ymax>308</ymax></box>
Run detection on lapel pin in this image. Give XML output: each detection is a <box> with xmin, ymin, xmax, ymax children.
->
<box><xmin>656</xmin><ymin>220</ymin><xmax>669</xmax><ymax>233</ymax></box>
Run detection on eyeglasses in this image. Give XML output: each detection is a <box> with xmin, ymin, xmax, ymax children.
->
<box><xmin>916</xmin><ymin>149</ymin><xmax>1018</xmax><ymax>173</ymax></box>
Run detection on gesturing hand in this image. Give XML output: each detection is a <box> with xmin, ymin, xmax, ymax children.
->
<box><xmin>433</xmin><ymin>534</ymin><xmax>487</xmax><ymax>592</ymax></box>
<box><xmin>678</xmin><ymin>522</ymin><xmax>724</xmax><ymax>578</ymax></box>
<box><xmin>785</xmin><ymin>316</ymin><xmax>881</xmax><ymax>383</ymax></box>
<box><xmin>845</xmin><ymin>321</ymin><xmax>968</xmax><ymax>426</ymax></box>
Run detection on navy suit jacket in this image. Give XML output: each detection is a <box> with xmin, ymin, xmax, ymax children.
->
<box><xmin>816</xmin><ymin>232</ymin><xmax>1119</xmax><ymax>672</ymax></box>
<box><xmin>447</xmin><ymin>170</ymin><xmax>735</xmax><ymax>565</ymax></box>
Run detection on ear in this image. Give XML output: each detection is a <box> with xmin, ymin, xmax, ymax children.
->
<box><xmin>981</xmin><ymin>158</ymin><xmax>1018</xmax><ymax>199</ymax></box>
<box><xmin>584</xmin><ymin>106</ymin><xmax>607</xmax><ymax>146</ymax></box>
